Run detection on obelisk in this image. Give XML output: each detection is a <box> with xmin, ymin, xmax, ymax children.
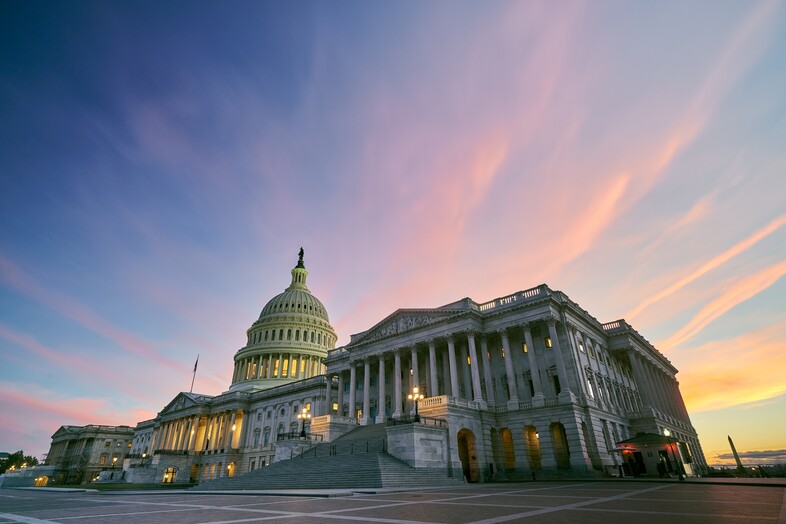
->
<box><xmin>728</xmin><ymin>435</ymin><xmax>745</xmax><ymax>473</ymax></box>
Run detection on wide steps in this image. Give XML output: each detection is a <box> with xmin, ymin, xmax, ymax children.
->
<box><xmin>192</xmin><ymin>424</ymin><xmax>462</xmax><ymax>490</ymax></box>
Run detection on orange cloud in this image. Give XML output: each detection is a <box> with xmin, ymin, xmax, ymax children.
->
<box><xmin>627</xmin><ymin>213</ymin><xmax>786</xmax><ymax>320</ymax></box>
<box><xmin>659</xmin><ymin>259</ymin><xmax>786</xmax><ymax>351</ymax></box>
<box><xmin>676</xmin><ymin>320</ymin><xmax>786</xmax><ymax>413</ymax></box>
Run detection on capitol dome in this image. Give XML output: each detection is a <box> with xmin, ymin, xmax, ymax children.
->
<box><xmin>229</xmin><ymin>249</ymin><xmax>337</xmax><ymax>392</ymax></box>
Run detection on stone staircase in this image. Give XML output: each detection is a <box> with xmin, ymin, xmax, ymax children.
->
<box><xmin>191</xmin><ymin>424</ymin><xmax>463</xmax><ymax>490</ymax></box>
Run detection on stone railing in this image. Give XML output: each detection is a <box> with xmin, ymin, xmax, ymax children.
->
<box><xmin>476</xmin><ymin>285</ymin><xmax>546</xmax><ymax>313</ymax></box>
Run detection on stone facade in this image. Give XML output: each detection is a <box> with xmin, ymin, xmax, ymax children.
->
<box><xmin>43</xmin><ymin>252</ymin><xmax>707</xmax><ymax>485</ymax></box>
<box><xmin>324</xmin><ymin>285</ymin><xmax>707</xmax><ymax>480</ymax></box>
<box><xmin>44</xmin><ymin>424</ymin><xmax>135</xmax><ymax>484</ymax></box>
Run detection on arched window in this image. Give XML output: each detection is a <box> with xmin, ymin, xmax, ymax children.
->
<box><xmin>287</xmin><ymin>329</ymin><xmax>292</xmax><ymax>340</ymax></box>
<box><xmin>303</xmin><ymin>330</ymin><xmax>308</xmax><ymax>342</ymax></box>
<box><xmin>271</xmin><ymin>330</ymin><xmax>276</xmax><ymax>341</ymax></box>
<box><xmin>310</xmin><ymin>332</ymin><xmax>315</xmax><ymax>343</ymax></box>
<box><xmin>279</xmin><ymin>329</ymin><xmax>284</xmax><ymax>340</ymax></box>
<box><xmin>318</xmin><ymin>333</ymin><xmax>321</xmax><ymax>345</ymax></box>
<box><xmin>265</xmin><ymin>331</ymin><xmax>269</xmax><ymax>341</ymax></box>
<box><xmin>295</xmin><ymin>330</ymin><xmax>300</xmax><ymax>341</ymax></box>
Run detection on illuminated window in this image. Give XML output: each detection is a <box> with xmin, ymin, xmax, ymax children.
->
<box><xmin>544</xmin><ymin>337</ymin><xmax>552</xmax><ymax>348</ymax></box>
<box><xmin>500</xmin><ymin>347</ymin><xmax>505</xmax><ymax>359</ymax></box>
<box><xmin>578</xmin><ymin>341</ymin><xmax>585</xmax><ymax>352</ymax></box>
<box><xmin>282</xmin><ymin>359</ymin><xmax>289</xmax><ymax>376</ymax></box>
<box><xmin>305</xmin><ymin>402</ymin><xmax>311</xmax><ymax>411</ymax></box>
<box><xmin>467</xmin><ymin>356</ymin><xmax>471</xmax><ymax>365</ymax></box>
<box><xmin>522</xmin><ymin>342</ymin><xmax>528</xmax><ymax>353</ymax></box>
<box><xmin>332</xmin><ymin>402</ymin><xmax>338</xmax><ymax>412</ymax></box>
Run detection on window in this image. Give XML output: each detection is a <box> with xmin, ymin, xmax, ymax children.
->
<box><xmin>578</xmin><ymin>341</ymin><xmax>585</xmax><ymax>353</ymax></box>
<box><xmin>271</xmin><ymin>330</ymin><xmax>276</xmax><ymax>341</ymax></box>
<box><xmin>544</xmin><ymin>337</ymin><xmax>552</xmax><ymax>348</ymax></box>
<box><xmin>105</xmin><ymin>441</ymin><xmax>111</xmax><ymax>447</ymax></box>
<box><xmin>500</xmin><ymin>347</ymin><xmax>505</xmax><ymax>359</ymax></box>
<box><xmin>253</xmin><ymin>431</ymin><xmax>260</xmax><ymax>448</ymax></box>
<box><xmin>332</xmin><ymin>402</ymin><xmax>338</xmax><ymax>412</ymax></box>
<box><xmin>287</xmin><ymin>329</ymin><xmax>292</xmax><ymax>340</ymax></box>
<box><xmin>295</xmin><ymin>330</ymin><xmax>300</xmax><ymax>341</ymax></box>
<box><xmin>522</xmin><ymin>342</ymin><xmax>528</xmax><ymax>353</ymax></box>
<box><xmin>279</xmin><ymin>329</ymin><xmax>284</xmax><ymax>340</ymax></box>
<box><xmin>263</xmin><ymin>428</ymin><xmax>270</xmax><ymax>447</ymax></box>
<box><xmin>311</xmin><ymin>332</ymin><xmax>315</xmax><ymax>343</ymax></box>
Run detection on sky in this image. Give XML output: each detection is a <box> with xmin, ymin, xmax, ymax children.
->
<box><xmin>1</xmin><ymin>1</ymin><xmax>785</xmax><ymax>467</ymax></box>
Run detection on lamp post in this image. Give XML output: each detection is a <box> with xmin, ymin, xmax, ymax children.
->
<box><xmin>141</xmin><ymin>452</ymin><xmax>147</xmax><ymax>467</ymax></box>
<box><xmin>408</xmin><ymin>385</ymin><xmax>424</xmax><ymax>422</ymax></box>
<box><xmin>297</xmin><ymin>406</ymin><xmax>311</xmax><ymax>438</ymax></box>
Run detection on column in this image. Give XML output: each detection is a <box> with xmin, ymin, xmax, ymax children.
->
<box><xmin>348</xmin><ymin>362</ymin><xmax>357</xmax><ymax>421</ymax></box>
<box><xmin>523</xmin><ymin>325</ymin><xmax>544</xmax><ymax>402</ymax></box>
<box><xmin>459</xmin><ymin>342</ymin><xmax>472</xmax><ymax>400</ymax></box>
<box><xmin>256</xmin><ymin>355</ymin><xmax>263</xmax><ymax>378</ymax></box>
<box><xmin>411</xmin><ymin>346</ymin><xmax>420</xmax><ymax>389</ymax></box>
<box><xmin>266</xmin><ymin>355</ymin><xmax>274</xmax><ymax>378</ymax></box>
<box><xmin>187</xmin><ymin>415</ymin><xmax>199</xmax><ymax>451</ymax></box>
<box><xmin>480</xmin><ymin>335</ymin><xmax>495</xmax><ymax>404</ymax></box>
<box><xmin>361</xmin><ymin>358</ymin><xmax>371</xmax><ymax>425</ymax></box>
<box><xmin>288</xmin><ymin>354</ymin><xmax>294</xmax><ymax>379</ymax></box>
<box><xmin>467</xmin><ymin>332</ymin><xmax>483</xmax><ymax>403</ymax></box>
<box><xmin>627</xmin><ymin>349</ymin><xmax>653</xmax><ymax>410</ymax></box>
<box><xmin>337</xmin><ymin>372</ymin><xmax>345</xmax><ymax>416</ymax></box>
<box><xmin>546</xmin><ymin>317</ymin><xmax>573</xmax><ymax>398</ymax></box>
<box><xmin>377</xmin><ymin>354</ymin><xmax>387</xmax><ymax>423</ymax></box>
<box><xmin>428</xmin><ymin>340</ymin><xmax>439</xmax><ymax>397</ymax></box>
<box><xmin>499</xmin><ymin>329</ymin><xmax>519</xmax><ymax>405</ymax></box>
<box><xmin>567</xmin><ymin>325</ymin><xmax>591</xmax><ymax>399</ymax></box>
<box><xmin>325</xmin><ymin>374</ymin><xmax>332</xmax><ymax>416</ymax></box>
<box><xmin>393</xmin><ymin>349</ymin><xmax>403</xmax><ymax>418</ymax></box>
<box><xmin>447</xmin><ymin>336</ymin><xmax>460</xmax><ymax>398</ymax></box>
<box><xmin>228</xmin><ymin>410</ymin><xmax>238</xmax><ymax>449</ymax></box>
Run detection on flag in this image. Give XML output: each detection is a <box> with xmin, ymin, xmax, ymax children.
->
<box><xmin>193</xmin><ymin>355</ymin><xmax>199</xmax><ymax>373</ymax></box>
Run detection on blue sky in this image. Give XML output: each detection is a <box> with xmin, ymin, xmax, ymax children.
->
<box><xmin>1</xmin><ymin>0</ymin><xmax>785</xmax><ymax>465</ymax></box>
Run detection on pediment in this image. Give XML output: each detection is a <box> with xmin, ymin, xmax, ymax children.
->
<box><xmin>159</xmin><ymin>392</ymin><xmax>209</xmax><ymax>415</ymax></box>
<box><xmin>350</xmin><ymin>309</ymin><xmax>460</xmax><ymax>345</ymax></box>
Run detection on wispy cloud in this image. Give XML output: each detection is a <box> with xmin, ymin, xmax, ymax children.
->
<box><xmin>628</xmin><ymin>213</ymin><xmax>786</xmax><ymax>320</ymax></box>
<box><xmin>660</xmin><ymin>259</ymin><xmax>786</xmax><ymax>350</ymax></box>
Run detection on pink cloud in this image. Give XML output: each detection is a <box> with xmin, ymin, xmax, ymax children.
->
<box><xmin>659</xmin><ymin>259</ymin><xmax>786</xmax><ymax>351</ymax></box>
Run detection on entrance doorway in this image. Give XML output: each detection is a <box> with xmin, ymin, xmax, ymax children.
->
<box><xmin>457</xmin><ymin>428</ymin><xmax>480</xmax><ymax>482</ymax></box>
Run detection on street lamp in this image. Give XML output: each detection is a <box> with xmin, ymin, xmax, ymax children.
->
<box><xmin>141</xmin><ymin>452</ymin><xmax>147</xmax><ymax>467</ymax></box>
<box><xmin>297</xmin><ymin>406</ymin><xmax>311</xmax><ymax>437</ymax></box>
<box><xmin>111</xmin><ymin>457</ymin><xmax>117</xmax><ymax>469</ymax></box>
<box><xmin>408</xmin><ymin>385</ymin><xmax>424</xmax><ymax>422</ymax></box>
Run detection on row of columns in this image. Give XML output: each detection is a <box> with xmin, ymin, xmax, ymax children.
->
<box><xmin>232</xmin><ymin>353</ymin><xmax>324</xmax><ymax>384</ymax></box>
<box><xmin>327</xmin><ymin>318</ymin><xmax>576</xmax><ymax>422</ymax></box>
<box><xmin>150</xmin><ymin>409</ymin><xmax>244</xmax><ymax>454</ymax></box>
<box><xmin>627</xmin><ymin>349</ymin><xmax>690</xmax><ymax>423</ymax></box>
<box><xmin>566</xmin><ymin>325</ymin><xmax>644</xmax><ymax>415</ymax></box>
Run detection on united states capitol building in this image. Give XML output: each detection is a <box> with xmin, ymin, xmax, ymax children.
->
<box><xmin>43</xmin><ymin>251</ymin><xmax>708</xmax><ymax>486</ymax></box>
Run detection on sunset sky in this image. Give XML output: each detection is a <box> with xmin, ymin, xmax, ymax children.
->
<box><xmin>1</xmin><ymin>1</ymin><xmax>785</xmax><ymax>466</ymax></box>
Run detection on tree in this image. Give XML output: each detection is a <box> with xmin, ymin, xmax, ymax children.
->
<box><xmin>0</xmin><ymin>450</ymin><xmax>39</xmax><ymax>473</ymax></box>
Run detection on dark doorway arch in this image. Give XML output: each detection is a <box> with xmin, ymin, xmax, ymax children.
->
<box><xmin>551</xmin><ymin>422</ymin><xmax>571</xmax><ymax>469</ymax></box>
<box><xmin>457</xmin><ymin>428</ymin><xmax>480</xmax><ymax>482</ymax></box>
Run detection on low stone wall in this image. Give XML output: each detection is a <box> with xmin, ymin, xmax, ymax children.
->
<box><xmin>386</xmin><ymin>424</ymin><xmax>449</xmax><ymax>469</ymax></box>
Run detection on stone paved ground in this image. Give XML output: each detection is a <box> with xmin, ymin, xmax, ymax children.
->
<box><xmin>1</xmin><ymin>481</ymin><xmax>785</xmax><ymax>523</ymax></box>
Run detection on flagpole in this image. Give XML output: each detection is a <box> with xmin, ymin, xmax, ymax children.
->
<box><xmin>190</xmin><ymin>355</ymin><xmax>199</xmax><ymax>393</ymax></box>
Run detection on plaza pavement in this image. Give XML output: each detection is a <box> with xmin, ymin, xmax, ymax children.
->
<box><xmin>1</xmin><ymin>480</ymin><xmax>785</xmax><ymax>523</ymax></box>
